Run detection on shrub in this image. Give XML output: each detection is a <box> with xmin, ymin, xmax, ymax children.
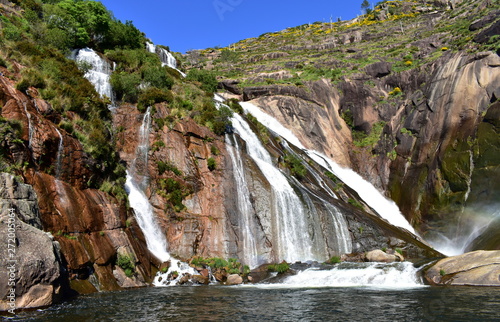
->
<box><xmin>389</xmin><ymin>87</ymin><xmax>402</xmax><ymax>96</ymax></box>
<box><xmin>207</xmin><ymin>157</ymin><xmax>217</xmax><ymax>171</ymax></box>
<box><xmin>326</xmin><ymin>256</ymin><xmax>341</xmax><ymax>264</ymax></box>
<box><xmin>157</xmin><ymin>161</ymin><xmax>182</xmax><ymax>176</ymax></box>
<box><xmin>186</xmin><ymin>69</ymin><xmax>218</xmax><ymax>93</ymax></box>
<box><xmin>141</xmin><ymin>65</ymin><xmax>174</xmax><ymax>89</ymax></box>
<box><xmin>283</xmin><ymin>153</ymin><xmax>307</xmax><ymax>179</ymax></box>
<box><xmin>110</xmin><ymin>72</ymin><xmax>140</xmax><ymax>102</ymax></box>
<box><xmin>267</xmin><ymin>262</ymin><xmax>290</xmax><ymax>274</ymax></box>
<box><xmin>117</xmin><ymin>254</ymin><xmax>135</xmax><ymax>277</ymax></box>
<box><xmin>137</xmin><ymin>87</ymin><xmax>173</xmax><ymax>112</ymax></box>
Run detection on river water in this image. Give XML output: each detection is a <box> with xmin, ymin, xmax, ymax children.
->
<box><xmin>8</xmin><ymin>284</ymin><xmax>500</xmax><ymax>321</ymax></box>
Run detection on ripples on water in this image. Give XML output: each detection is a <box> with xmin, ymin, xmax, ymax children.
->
<box><xmin>7</xmin><ymin>285</ymin><xmax>500</xmax><ymax>321</ymax></box>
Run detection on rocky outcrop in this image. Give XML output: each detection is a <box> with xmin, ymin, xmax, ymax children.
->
<box><xmin>0</xmin><ymin>173</ymin><xmax>67</xmax><ymax>311</ymax></box>
<box><xmin>425</xmin><ymin>250</ymin><xmax>500</xmax><ymax>286</ymax></box>
<box><xmin>247</xmin><ymin>80</ymin><xmax>353</xmax><ymax>167</ymax></box>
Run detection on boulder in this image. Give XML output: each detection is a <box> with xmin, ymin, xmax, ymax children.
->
<box><xmin>0</xmin><ymin>174</ymin><xmax>66</xmax><ymax>311</ymax></box>
<box><xmin>366</xmin><ymin>249</ymin><xmax>397</xmax><ymax>263</ymax></box>
<box><xmin>191</xmin><ymin>275</ymin><xmax>210</xmax><ymax>285</ymax></box>
<box><xmin>425</xmin><ymin>250</ymin><xmax>500</xmax><ymax>286</ymax></box>
<box><xmin>364</xmin><ymin>62</ymin><xmax>392</xmax><ymax>78</ymax></box>
<box><xmin>226</xmin><ymin>274</ymin><xmax>243</xmax><ymax>285</ymax></box>
<box><xmin>218</xmin><ymin>79</ymin><xmax>242</xmax><ymax>95</ymax></box>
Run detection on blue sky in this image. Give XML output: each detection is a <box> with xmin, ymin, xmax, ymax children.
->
<box><xmin>99</xmin><ymin>0</ymin><xmax>363</xmax><ymax>53</ymax></box>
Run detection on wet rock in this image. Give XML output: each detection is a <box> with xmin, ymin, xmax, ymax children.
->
<box><xmin>192</xmin><ymin>275</ymin><xmax>210</xmax><ymax>285</ymax></box>
<box><xmin>425</xmin><ymin>250</ymin><xmax>500</xmax><ymax>286</ymax></box>
<box><xmin>226</xmin><ymin>274</ymin><xmax>243</xmax><ymax>285</ymax></box>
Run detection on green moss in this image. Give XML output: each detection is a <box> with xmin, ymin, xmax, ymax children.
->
<box><xmin>267</xmin><ymin>262</ymin><xmax>290</xmax><ymax>274</ymax></box>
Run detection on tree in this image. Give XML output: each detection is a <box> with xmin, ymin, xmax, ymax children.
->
<box><xmin>361</xmin><ymin>0</ymin><xmax>372</xmax><ymax>14</ymax></box>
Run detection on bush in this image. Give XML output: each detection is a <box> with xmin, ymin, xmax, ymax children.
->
<box><xmin>186</xmin><ymin>69</ymin><xmax>218</xmax><ymax>93</ymax></box>
<box><xmin>117</xmin><ymin>254</ymin><xmax>135</xmax><ymax>277</ymax></box>
<box><xmin>207</xmin><ymin>157</ymin><xmax>217</xmax><ymax>171</ymax></box>
<box><xmin>326</xmin><ymin>256</ymin><xmax>341</xmax><ymax>264</ymax></box>
<box><xmin>157</xmin><ymin>161</ymin><xmax>182</xmax><ymax>176</ymax></box>
<box><xmin>110</xmin><ymin>72</ymin><xmax>141</xmax><ymax>102</ymax></box>
<box><xmin>137</xmin><ymin>87</ymin><xmax>173</xmax><ymax>112</ymax></box>
<box><xmin>283</xmin><ymin>153</ymin><xmax>306</xmax><ymax>179</ymax></box>
<box><xmin>141</xmin><ymin>65</ymin><xmax>174</xmax><ymax>89</ymax></box>
<box><xmin>267</xmin><ymin>261</ymin><xmax>290</xmax><ymax>274</ymax></box>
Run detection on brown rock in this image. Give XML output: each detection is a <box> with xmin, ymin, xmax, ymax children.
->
<box><xmin>192</xmin><ymin>275</ymin><xmax>210</xmax><ymax>285</ymax></box>
<box><xmin>226</xmin><ymin>274</ymin><xmax>243</xmax><ymax>285</ymax></box>
<box><xmin>366</xmin><ymin>250</ymin><xmax>396</xmax><ymax>263</ymax></box>
<box><xmin>425</xmin><ymin>250</ymin><xmax>500</xmax><ymax>286</ymax></box>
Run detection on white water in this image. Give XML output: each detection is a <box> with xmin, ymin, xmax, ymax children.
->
<box><xmin>55</xmin><ymin>128</ymin><xmax>64</xmax><ymax>179</ymax></box>
<box><xmin>230</xmin><ymin>112</ymin><xmax>319</xmax><ymax>263</ymax></box>
<box><xmin>72</xmin><ymin>48</ymin><xmax>115</xmax><ymax>104</ymax></box>
<box><xmin>146</xmin><ymin>42</ymin><xmax>186</xmax><ymax>77</ymax></box>
<box><xmin>240</xmin><ymin>102</ymin><xmax>416</xmax><ymax>235</ymax></box>
<box><xmin>226</xmin><ymin>136</ymin><xmax>261</xmax><ymax>268</ymax></box>
<box><xmin>23</xmin><ymin>102</ymin><xmax>33</xmax><ymax>149</ymax></box>
<box><xmin>124</xmin><ymin>107</ymin><xmax>197</xmax><ymax>285</ymax></box>
<box><xmin>262</xmin><ymin>262</ymin><xmax>424</xmax><ymax>289</ymax></box>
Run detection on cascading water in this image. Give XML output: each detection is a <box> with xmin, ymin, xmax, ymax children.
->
<box><xmin>72</xmin><ymin>48</ymin><xmax>115</xmax><ymax>105</ymax></box>
<box><xmin>146</xmin><ymin>42</ymin><xmax>186</xmax><ymax>77</ymax></box>
<box><xmin>124</xmin><ymin>107</ymin><xmax>197</xmax><ymax>285</ymax></box>
<box><xmin>23</xmin><ymin>102</ymin><xmax>33</xmax><ymax>149</ymax></box>
<box><xmin>230</xmin><ymin>112</ymin><xmax>319</xmax><ymax>263</ymax></box>
<box><xmin>239</xmin><ymin>101</ymin><xmax>416</xmax><ymax>235</ymax></box>
<box><xmin>225</xmin><ymin>135</ymin><xmax>261</xmax><ymax>268</ymax></box>
<box><xmin>256</xmin><ymin>262</ymin><xmax>424</xmax><ymax>288</ymax></box>
<box><xmin>55</xmin><ymin>128</ymin><xmax>64</xmax><ymax>179</ymax></box>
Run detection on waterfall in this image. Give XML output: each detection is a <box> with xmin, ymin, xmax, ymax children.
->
<box><xmin>55</xmin><ymin>128</ymin><xmax>64</xmax><ymax>179</ymax></box>
<box><xmin>23</xmin><ymin>102</ymin><xmax>33</xmax><ymax>149</ymax></box>
<box><xmin>124</xmin><ymin>107</ymin><xmax>197</xmax><ymax>285</ymax></box>
<box><xmin>125</xmin><ymin>107</ymin><xmax>170</xmax><ymax>262</ymax></box>
<box><xmin>72</xmin><ymin>48</ymin><xmax>115</xmax><ymax>105</ymax></box>
<box><xmin>230</xmin><ymin>112</ymin><xmax>319</xmax><ymax>263</ymax></box>
<box><xmin>239</xmin><ymin>102</ymin><xmax>416</xmax><ymax>235</ymax></box>
<box><xmin>225</xmin><ymin>135</ymin><xmax>261</xmax><ymax>268</ymax></box>
<box><xmin>146</xmin><ymin>42</ymin><xmax>186</xmax><ymax>77</ymax></box>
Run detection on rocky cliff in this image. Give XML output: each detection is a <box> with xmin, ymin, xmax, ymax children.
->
<box><xmin>200</xmin><ymin>0</ymin><xmax>500</xmax><ymax>251</ymax></box>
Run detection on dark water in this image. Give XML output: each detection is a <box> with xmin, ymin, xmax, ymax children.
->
<box><xmin>5</xmin><ymin>285</ymin><xmax>500</xmax><ymax>321</ymax></box>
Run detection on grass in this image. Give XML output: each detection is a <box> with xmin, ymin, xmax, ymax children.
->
<box><xmin>267</xmin><ymin>262</ymin><xmax>290</xmax><ymax>274</ymax></box>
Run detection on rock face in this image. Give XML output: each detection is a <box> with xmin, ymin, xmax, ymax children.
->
<box><xmin>425</xmin><ymin>251</ymin><xmax>500</xmax><ymax>286</ymax></box>
<box><xmin>0</xmin><ymin>173</ymin><xmax>66</xmax><ymax>311</ymax></box>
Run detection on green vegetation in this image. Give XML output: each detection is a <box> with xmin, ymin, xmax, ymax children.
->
<box><xmin>439</xmin><ymin>269</ymin><xmax>446</xmax><ymax>277</ymax></box>
<box><xmin>207</xmin><ymin>157</ymin><xmax>217</xmax><ymax>171</ymax></box>
<box><xmin>267</xmin><ymin>261</ymin><xmax>290</xmax><ymax>274</ymax></box>
<box><xmin>117</xmin><ymin>254</ymin><xmax>135</xmax><ymax>278</ymax></box>
<box><xmin>157</xmin><ymin>178</ymin><xmax>191</xmax><ymax>212</ymax></box>
<box><xmin>326</xmin><ymin>256</ymin><xmax>341</xmax><ymax>264</ymax></box>
<box><xmin>283</xmin><ymin>153</ymin><xmax>307</xmax><ymax>179</ymax></box>
<box><xmin>186</xmin><ymin>69</ymin><xmax>218</xmax><ymax>93</ymax></box>
<box><xmin>353</xmin><ymin>122</ymin><xmax>386</xmax><ymax>148</ymax></box>
<box><xmin>190</xmin><ymin>256</ymin><xmax>247</xmax><ymax>275</ymax></box>
<box><xmin>157</xmin><ymin>161</ymin><xmax>182</xmax><ymax>176</ymax></box>
<box><xmin>349</xmin><ymin>198</ymin><xmax>364</xmax><ymax>210</ymax></box>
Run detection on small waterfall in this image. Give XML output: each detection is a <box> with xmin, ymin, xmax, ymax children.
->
<box><xmin>124</xmin><ymin>107</ymin><xmax>197</xmax><ymax>285</ymax></box>
<box><xmin>23</xmin><ymin>102</ymin><xmax>33</xmax><ymax>149</ymax></box>
<box><xmin>54</xmin><ymin>128</ymin><xmax>64</xmax><ymax>179</ymax></box>
<box><xmin>240</xmin><ymin>102</ymin><xmax>416</xmax><ymax>235</ymax></box>
<box><xmin>146</xmin><ymin>42</ymin><xmax>186</xmax><ymax>77</ymax></box>
<box><xmin>72</xmin><ymin>48</ymin><xmax>115</xmax><ymax>105</ymax></box>
<box><xmin>125</xmin><ymin>107</ymin><xmax>170</xmax><ymax>261</ymax></box>
<box><xmin>272</xmin><ymin>262</ymin><xmax>424</xmax><ymax>288</ymax></box>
